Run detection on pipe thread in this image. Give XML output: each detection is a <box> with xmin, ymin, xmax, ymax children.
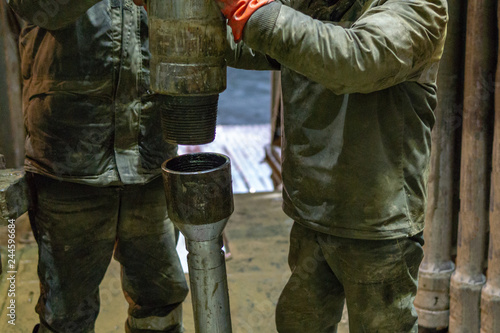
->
<box><xmin>160</xmin><ymin>95</ymin><xmax>219</xmax><ymax>145</ymax></box>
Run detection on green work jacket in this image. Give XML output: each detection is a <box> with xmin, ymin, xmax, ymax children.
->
<box><xmin>228</xmin><ymin>0</ymin><xmax>448</xmax><ymax>239</ymax></box>
<box><xmin>7</xmin><ymin>0</ymin><xmax>177</xmax><ymax>185</ymax></box>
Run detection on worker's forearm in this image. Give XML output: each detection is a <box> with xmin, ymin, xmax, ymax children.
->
<box><xmin>225</xmin><ymin>28</ymin><xmax>280</xmax><ymax>71</ymax></box>
<box><xmin>243</xmin><ymin>1</ymin><xmax>447</xmax><ymax>94</ymax></box>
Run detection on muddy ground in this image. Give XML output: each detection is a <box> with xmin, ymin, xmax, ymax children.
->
<box><xmin>0</xmin><ymin>192</ymin><xmax>349</xmax><ymax>332</ymax></box>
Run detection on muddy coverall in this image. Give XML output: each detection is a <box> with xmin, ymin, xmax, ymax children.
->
<box><xmin>225</xmin><ymin>0</ymin><xmax>448</xmax><ymax>331</ymax></box>
<box><xmin>6</xmin><ymin>0</ymin><xmax>189</xmax><ymax>331</ymax></box>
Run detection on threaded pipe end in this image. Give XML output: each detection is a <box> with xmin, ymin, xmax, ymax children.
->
<box><xmin>160</xmin><ymin>95</ymin><xmax>219</xmax><ymax>145</ymax></box>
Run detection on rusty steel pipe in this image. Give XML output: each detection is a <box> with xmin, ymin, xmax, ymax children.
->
<box><xmin>449</xmin><ymin>0</ymin><xmax>497</xmax><ymax>331</ymax></box>
<box><xmin>162</xmin><ymin>153</ymin><xmax>233</xmax><ymax>333</ymax></box>
<box><xmin>480</xmin><ymin>91</ymin><xmax>500</xmax><ymax>331</ymax></box>
<box><xmin>148</xmin><ymin>0</ymin><xmax>227</xmax><ymax>145</ymax></box>
<box><xmin>414</xmin><ymin>0</ymin><xmax>465</xmax><ymax>329</ymax></box>
<box><xmin>479</xmin><ymin>3</ymin><xmax>500</xmax><ymax>330</ymax></box>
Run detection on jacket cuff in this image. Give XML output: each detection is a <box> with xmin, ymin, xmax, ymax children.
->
<box><xmin>243</xmin><ymin>1</ymin><xmax>281</xmax><ymax>46</ymax></box>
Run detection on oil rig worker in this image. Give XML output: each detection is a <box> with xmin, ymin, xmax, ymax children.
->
<box><xmin>5</xmin><ymin>0</ymin><xmax>189</xmax><ymax>332</ymax></box>
<box><xmin>214</xmin><ymin>0</ymin><xmax>446</xmax><ymax>331</ymax></box>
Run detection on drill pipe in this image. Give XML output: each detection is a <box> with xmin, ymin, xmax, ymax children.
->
<box><xmin>449</xmin><ymin>0</ymin><xmax>497</xmax><ymax>331</ymax></box>
<box><xmin>148</xmin><ymin>0</ymin><xmax>227</xmax><ymax>145</ymax></box>
<box><xmin>413</xmin><ymin>0</ymin><xmax>465</xmax><ymax>329</ymax></box>
<box><xmin>480</xmin><ymin>3</ymin><xmax>500</xmax><ymax>330</ymax></box>
<box><xmin>162</xmin><ymin>153</ymin><xmax>233</xmax><ymax>333</ymax></box>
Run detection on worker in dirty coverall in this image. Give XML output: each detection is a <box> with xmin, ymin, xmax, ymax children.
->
<box><xmin>215</xmin><ymin>0</ymin><xmax>447</xmax><ymax>331</ymax></box>
<box><xmin>6</xmin><ymin>0</ymin><xmax>189</xmax><ymax>332</ymax></box>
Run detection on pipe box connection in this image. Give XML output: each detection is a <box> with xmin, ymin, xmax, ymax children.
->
<box><xmin>162</xmin><ymin>153</ymin><xmax>233</xmax><ymax>333</ymax></box>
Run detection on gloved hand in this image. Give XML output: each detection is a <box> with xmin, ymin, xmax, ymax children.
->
<box><xmin>133</xmin><ymin>0</ymin><xmax>146</xmax><ymax>9</ymax></box>
<box><xmin>215</xmin><ymin>0</ymin><xmax>274</xmax><ymax>42</ymax></box>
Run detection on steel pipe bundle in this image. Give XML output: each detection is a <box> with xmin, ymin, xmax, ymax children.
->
<box><xmin>448</xmin><ymin>0</ymin><xmax>497</xmax><ymax>331</ymax></box>
<box><xmin>162</xmin><ymin>153</ymin><xmax>233</xmax><ymax>333</ymax></box>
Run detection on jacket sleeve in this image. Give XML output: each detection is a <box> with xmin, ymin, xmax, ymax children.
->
<box><xmin>243</xmin><ymin>0</ymin><xmax>448</xmax><ymax>94</ymax></box>
<box><xmin>7</xmin><ymin>0</ymin><xmax>100</xmax><ymax>30</ymax></box>
<box><xmin>225</xmin><ymin>27</ymin><xmax>281</xmax><ymax>71</ymax></box>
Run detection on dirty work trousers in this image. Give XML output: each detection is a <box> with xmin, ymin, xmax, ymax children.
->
<box><xmin>26</xmin><ymin>173</ymin><xmax>189</xmax><ymax>333</ymax></box>
<box><xmin>276</xmin><ymin>222</ymin><xmax>424</xmax><ymax>333</ymax></box>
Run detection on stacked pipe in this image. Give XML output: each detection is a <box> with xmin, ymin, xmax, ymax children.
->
<box><xmin>448</xmin><ymin>0</ymin><xmax>497</xmax><ymax>331</ymax></box>
<box><xmin>479</xmin><ymin>2</ymin><xmax>500</xmax><ymax>330</ymax></box>
<box><xmin>413</xmin><ymin>0</ymin><xmax>466</xmax><ymax>328</ymax></box>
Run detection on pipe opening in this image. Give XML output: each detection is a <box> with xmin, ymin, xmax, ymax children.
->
<box><xmin>164</xmin><ymin>153</ymin><xmax>228</xmax><ymax>173</ymax></box>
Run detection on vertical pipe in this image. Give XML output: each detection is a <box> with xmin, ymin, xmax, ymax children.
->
<box><xmin>186</xmin><ymin>222</ymin><xmax>232</xmax><ymax>333</ymax></box>
<box><xmin>449</xmin><ymin>0</ymin><xmax>497</xmax><ymax>331</ymax></box>
<box><xmin>148</xmin><ymin>0</ymin><xmax>227</xmax><ymax>144</ymax></box>
<box><xmin>480</xmin><ymin>3</ymin><xmax>500</xmax><ymax>330</ymax></box>
<box><xmin>414</xmin><ymin>0</ymin><xmax>466</xmax><ymax>329</ymax></box>
<box><xmin>162</xmin><ymin>153</ymin><xmax>233</xmax><ymax>333</ymax></box>
<box><xmin>0</xmin><ymin>0</ymin><xmax>24</xmax><ymax>168</ymax></box>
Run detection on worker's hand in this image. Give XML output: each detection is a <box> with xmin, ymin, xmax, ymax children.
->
<box><xmin>133</xmin><ymin>0</ymin><xmax>146</xmax><ymax>8</ymax></box>
<box><xmin>215</xmin><ymin>0</ymin><xmax>274</xmax><ymax>42</ymax></box>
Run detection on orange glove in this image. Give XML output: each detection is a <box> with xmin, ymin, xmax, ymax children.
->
<box><xmin>216</xmin><ymin>0</ymin><xmax>274</xmax><ymax>42</ymax></box>
<box><xmin>133</xmin><ymin>0</ymin><xmax>147</xmax><ymax>11</ymax></box>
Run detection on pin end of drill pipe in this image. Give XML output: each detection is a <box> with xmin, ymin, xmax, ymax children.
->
<box><xmin>160</xmin><ymin>94</ymin><xmax>220</xmax><ymax>145</ymax></box>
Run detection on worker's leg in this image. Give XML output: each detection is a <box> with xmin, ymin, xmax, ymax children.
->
<box><xmin>114</xmin><ymin>177</ymin><xmax>189</xmax><ymax>333</ymax></box>
<box><xmin>276</xmin><ymin>222</ymin><xmax>345</xmax><ymax>333</ymax></box>
<box><xmin>320</xmin><ymin>232</ymin><xmax>424</xmax><ymax>333</ymax></box>
<box><xmin>27</xmin><ymin>173</ymin><xmax>118</xmax><ymax>333</ymax></box>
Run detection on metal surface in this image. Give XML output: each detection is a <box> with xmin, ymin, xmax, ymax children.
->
<box><xmin>186</xmin><ymin>223</ymin><xmax>231</xmax><ymax>333</ymax></box>
<box><xmin>162</xmin><ymin>153</ymin><xmax>233</xmax><ymax>333</ymax></box>
<box><xmin>0</xmin><ymin>169</ymin><xmax>28</xmax><ymax>226</ymax></box>
<box><xmin>0</xmin><ymin>1</ymin><xmax>24</xmax><ymax>168</ymax></box>
<box><xmin>148</xmin><ymin>0</ymin><xmax>227</xmax><ymax>144</ymax></box>
<box><xmin>480</xmin><ymin>3</ymin><xmax>500</xmax><ymax>331</ymax></box>
<box><xmin>449</xmin><ymin>0</ymin><xmax>497</xmax><ymax>331</ymax></box>
<box><xmin>160</xmin><ymin>95</ymin><xmax>219</xmax><ymax>145</ymax></box>
<box><xmin>413</xmin><ymin>0</ymin><xmax>466</xmax><ymax>329</ymax></box>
